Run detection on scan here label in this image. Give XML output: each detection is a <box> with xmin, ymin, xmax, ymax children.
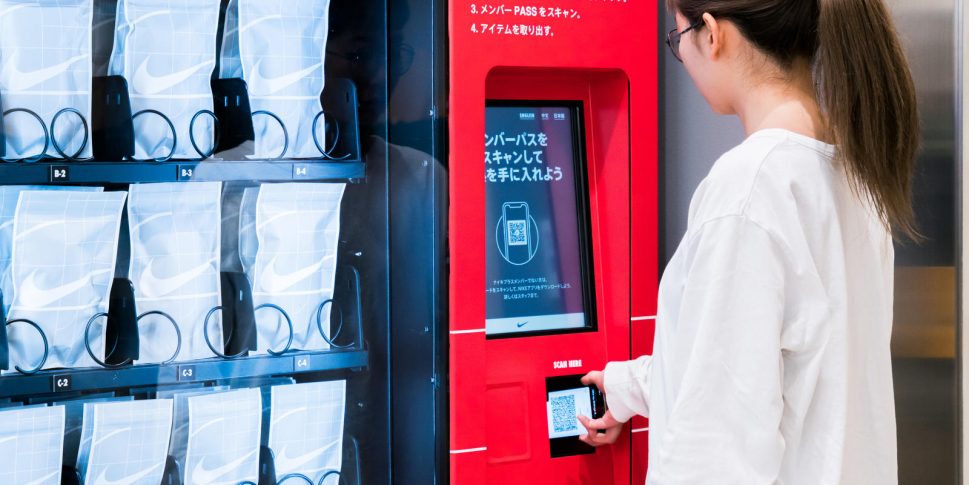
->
<box><xmin>553</xmin><ymin>359</ymin><xmax>582</xmax><ymax>370</ymax></box>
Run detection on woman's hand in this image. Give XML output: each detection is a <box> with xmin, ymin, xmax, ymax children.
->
<box><xmin>577</xmin><ymin>370</ymin><xmax>624</xmax><ymax>447</ymax></box>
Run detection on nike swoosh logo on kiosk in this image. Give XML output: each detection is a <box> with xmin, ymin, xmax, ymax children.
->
<box><xmin>1</xmin><ymin>53</ymin><xmax>89</xmax><ymax>92</ymax></box>
<box><xmin>139</xmin><ymin>258</ymin><xmax>216</xmax><ymax>298</ymax></box>
<box><xmin>249</xmin><ymin>60</ymin><xmax>322</xmax><ymax>95</ymax></box>
<box><xmin>132</xmin><ymin>57</ymin><xmax>214</xmax><ymax>95</ymax></box>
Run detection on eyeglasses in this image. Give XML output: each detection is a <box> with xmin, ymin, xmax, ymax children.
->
<box><xmin>666</xmin><ymin>18</ymin><xmax>704</xmax><ymax>63</ymax></box>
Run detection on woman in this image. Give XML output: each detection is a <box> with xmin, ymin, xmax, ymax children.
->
<box><xmin>579</xmin><ymin>1</ymin><xmax>918</xmax><ymax>483</ymax></box>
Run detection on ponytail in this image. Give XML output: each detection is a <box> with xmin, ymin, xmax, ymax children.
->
<box><xmin>669</xmin><ymin>0</ymin><xmax>921</xmax><ymax>240</ymax></box>
<box><xmin>816</xmin><ymin>0</ymin><xmax>920</xmax><ymax>240</ymax></box>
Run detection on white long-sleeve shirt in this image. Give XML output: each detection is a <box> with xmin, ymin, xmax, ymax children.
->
<box><xmin>605</xmin><ymin>129</ymin><xmax>897</xmax><ymax>484</ymax></box>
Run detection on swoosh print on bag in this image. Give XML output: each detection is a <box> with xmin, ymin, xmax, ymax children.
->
<box><xmin>15</xmin><ymin>216</ymin><xmax>114</xmax><ymax>240</ymax></box>
<box><xmin>24</xmin><ymin>471</ymin><xmax>59</xmax><ymax>485</ymax></box>
<box><xmin>1</xmin><ymin>53</ymin><xmax>89</xmax><ymax>92</ymax></box>
<box><xmin>0</xmin><ymin>4</ymin><xmax>27</xmax><ymax>20</ymax></box>
<box><xmin>190</xmin><ymin>450</ymin><xmax>256</xmax><ymax>485</ymax></box>
<box><xmin>93</xmin><ymin>462</ymin><xmax>161</xmax><ymax>485</ymax></box>
<box><xmin>129</xmin><ymin>212</ymin><xmax>172</xmax><ymax>234</ymax></box>
<box><xmin>131</xmin><ymin>58</ymin><xmax>214</xmax><ymax>95</ymax></box>
<box><xmin>138</xmin><ymin>258</ymin><xmax>216</xmax><ymax>298</ymax></box>
<box><xmin>17</xmin><ymin>268</ymin><xmax>111</xmax><ymax>309</ymax></box>
<box><xmin>259</xmin><ymin>257</ymin><xmax>327</xmax><ymax>294</ymax></box>
<box><xmin>248</xmin><ymin>60</ymin><xmax>321</xmax><ymax>95</ymax></box>
<box><xmin>127</xmin><ymin>10</ymin><xmax>169</xmax><ymax>27</ymax></box>
<box><xmin>92</xmin><ymin>427</ymin><xmax>130</xmax><ymax>448</ymax></box>
<box><xmin>274</xmin><ymin>441</ymin><xmax>339</xmax><ymax>476</ymax></box>
<box><xmin>238</xmin><ymin>14</ymin><xmax>282</xmax><ymax>34</ymax></box>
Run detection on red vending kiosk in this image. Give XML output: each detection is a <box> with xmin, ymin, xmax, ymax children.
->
<box><xmin>448</xmin><ymin>1</ymin><xmax>658</xmax><ymax>484</ymax></box>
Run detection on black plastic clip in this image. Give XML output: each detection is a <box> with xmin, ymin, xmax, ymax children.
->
<box><xmin>0</xmin><ymin>289</ymin><xmax>7</xmax><ymax>371</ymax></box>
<box><xmin>92</xmin><ymin>75</ymin><xmax>135</xmax><ymax>160</ymax></box>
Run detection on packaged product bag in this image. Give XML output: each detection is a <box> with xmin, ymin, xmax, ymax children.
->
<box><xmin>127</xmin><ymin>182</ymin><xmax>222</xmax><ymax>362</ymax></box>
<box><xmin>220</xmin><ymin>0</ymin><xmax>331</xmax><ymax>159</ymax></box>
<box><xmin>0</xmin><ymin>0</ymin><xmax>93</xmax><ymax>160</ymax></box>
<box><xmin>6</xmin><ymin>190</ymin><xmax>126</xmax><ymax>372</ymax></box>
<box><xmin>0</xmin><ymin>405</ymin><xmax>66</xmax><ymax>484</ymax></box>
<box><xmin>0</xmin><ymin>186</ymin><xmax>103</xmax><ymax>314</ymax></box>
<box><xmin>76</xmin><ymin>399</ymin><xmax>173</xmax><ymax>485</ymax></box>
<box><xmin>109</xmin><ymin>0</ymin><xmax>220</xmax><ymax>159</ymax></box>
<box><xmin>248</xmin><ymin>183</ymin><xmax>345</xmax><ymax>353</ymax></box>
<box><xmin>181</xmin><ymin>388</ymin><xmax>261</xmax><ymax>485</ymax></box>
<box><xmin>269</xmin><ymin>381</ymin><xmax>346</xmax><ymax>484</ymax></box>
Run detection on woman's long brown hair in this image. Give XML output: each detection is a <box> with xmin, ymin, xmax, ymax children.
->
<box><xmin>668</xmin><ymin>0</ymin><xmax>921</xmax><ymax>240</ymax></box>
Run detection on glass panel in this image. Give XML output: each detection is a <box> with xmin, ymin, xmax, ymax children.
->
<box><xmin>0</xmin><ymin>0</ymin><xmax>398</xmax><ymax>483</ymax></box>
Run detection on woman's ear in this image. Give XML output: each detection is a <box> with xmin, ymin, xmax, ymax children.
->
<box><xmin>700</xmin><ymin>12</ymin><xmax>724</xmax><ymax>60</ymax></box>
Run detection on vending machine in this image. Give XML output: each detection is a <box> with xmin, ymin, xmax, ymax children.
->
<box><xmin>447</xmin><ymin>0</ymin><xmax>658</xmax><ymax>484</ymax></box>
<box><xmin>0</xmin><ymin>0</ymin><xmax>449</xmax><ymax>484</ymax></box>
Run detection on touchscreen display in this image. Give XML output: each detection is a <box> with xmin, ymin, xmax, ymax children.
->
<box><xmin>484</xmin><ymin>102</ymin><xmax>596</xmax><ymax>337</ymax></box>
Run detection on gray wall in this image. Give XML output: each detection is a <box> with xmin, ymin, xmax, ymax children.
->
<box><xmin>658</xmin><ymin>8</ymin><xmax>744</xmax><ymax>264</ymax></box>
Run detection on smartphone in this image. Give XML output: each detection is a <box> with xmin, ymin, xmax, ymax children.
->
<box><xmin>502</xmin><ymin>202</ymin><xmax>531</xmax><ymax>264</ymax></box>
<box><xmin>546</xmin><ymin>374</ymin><xmax>606</xmax><ymax>457</ymax></box>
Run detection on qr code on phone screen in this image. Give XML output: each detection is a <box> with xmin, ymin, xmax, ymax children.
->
<box><xmin>508</xmin><ymin>220</ymin><xmax>527</xmax><ymax>246</ymax></box>
<box><xmin>551</xmin><ymin>394</ymin><xmax>577</xmax><ymax>433</ymax></box>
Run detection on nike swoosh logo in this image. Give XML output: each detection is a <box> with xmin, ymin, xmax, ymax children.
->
<box><xmin>2</xmin><ymin>52</ymin><xmax>89</xmax><ymax>92</ymax></box>
<box><xmin>270</xmin><ymin>406</ymin><xmax>308</xmax><ymax>426</ymax></box>
<box><xmin>139</xmin><ymin>258</ymin><xmax>216</xmax><ymax>298</ymax></box>
<box><xmin>14</xmin><ymin>219</ymin><xmax>68</xmax><ymax>240</ymax></box>
<box><xmin>128</xmin><ymin>10</ymin><xmax>169</xmax><ymax>27</ymax></box>
<box><xmin>274</xmin><ymin>441</ymin><xmax>339</xmax><ymax>475</ymax></box>
<box><xmin>516</xmin><ymin>321</ymin><xmax>528</xmax><ymax>328</ymax></box>
<box><xmin>92</xmin><ymin>427</ymin><xmax>130</xmax><ymax>448</ymax></box>
<box><xmin>249</xmin><ymin>60</ymin><xmax>321</xmax><ymax>95</ymax></box>
<box><xmin>15</xmin><ymin>216</ymin><xmax>114</xmax><ymax>240</ymax></box>
<box><xmin>129</xmin><ymin>212</ymin><xmax>172</xmax><ymax>234</ymax></box>
<box><xmin>18</xmin><ymin>268</ymin><xmax>111</xmax><ymax>309</ymax></box>
<box><xmin>189</xmin><ymin>416</ymin><xmax>224</xmax><ymax>441</ymax></box>
<box><xmin>0</xmin><ymin>5</ymin><xmax>28</xmax><ymax>20</ymax></box>
<box><xmin>256</xmin><ymin>210</ymin><xmax>298</xmax><ymax>230</ymax></box>
<box><xmin>238</xmin><ymin>14</ymin><xmax>282</xmax><ymax>34</ymax></box>
<box><xmin>190</xmin><ymin>450</ymin><xmax>256</xmax><ymax>485</ymax></box>
<box><xmin>260</xmin><ymin>256</ymin><xmax>325</xmax><ymax>294</ymax></box>
<box><xmin>94</xmin><ymin>463</ymin><xmax>161</xmax><ymax>485</ymax></box>
<box><xmin>24</xmin><ymin>471</ymin><xmax>59</xmax><ymax>485</ymax></box>
<box><xmin>132</xmin><ymin>57</ymin><xmax>214</xmax><ymax>95</ymax></box>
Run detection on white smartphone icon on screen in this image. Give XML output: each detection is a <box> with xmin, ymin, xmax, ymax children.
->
<box><xmin>503</xmin><ymin>202</ymin><xmax>531</xmax><ymax>264</ymax></box>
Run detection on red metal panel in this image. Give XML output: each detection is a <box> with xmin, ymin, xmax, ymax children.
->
<box><xmin>448</xmin><ymin>1</ymin><xmax>657</xmax><ymax>483</ymax></box>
